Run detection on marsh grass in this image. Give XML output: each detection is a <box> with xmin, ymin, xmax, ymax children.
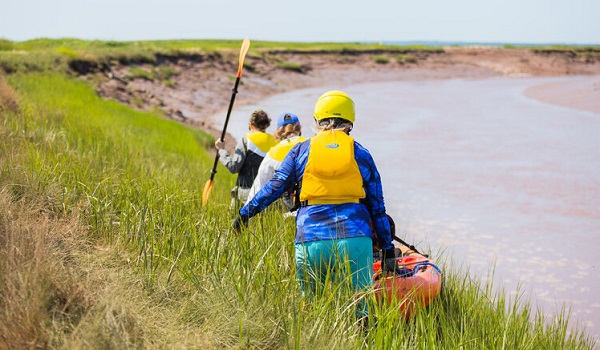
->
<box><xmin>371</xmin><ymin>56</ymin><xmax>390</xmax><ymax>64</ymax></box>
<box><xmin>1</xmin><ymin>65</ymin><xmax>598</xmax><ymax>348</ymax></box>
<box><xmin>276</xmin><ymin>61</ymin><xmax>306</xmax><ymax>73</ymax></box>
<box><xmin>126</xmin><ymin>65</ymin><xmax>181</xmax><ymax>84</ymax></box>
<box><xmin>395</xmin><ymin>54</ymin><xmax>418</xmax><ymax>64</ymax></box>
<box><xmin>0</xmin><ymin>73</ymin><xmax>19</xmax><ymax>110</ymax></box>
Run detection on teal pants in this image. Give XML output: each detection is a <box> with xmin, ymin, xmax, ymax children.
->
<box><xmin>294</xmin><ymin>236</ymin><xmax>373</xmax><ymax>316</ymax></box>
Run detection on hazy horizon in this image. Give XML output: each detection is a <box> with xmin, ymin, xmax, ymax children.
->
<box><xmin>3</xmin><ymin>37</ymin><xmax>599</xmax><ymax>48</ymax></box>
<box><xmin>2</xmin><ymin>0</ymin><xmax>599</xmax><ymax>46</ymax></box>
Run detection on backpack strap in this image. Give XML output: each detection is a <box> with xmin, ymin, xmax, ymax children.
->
<box><xmin>290</xmin><ymin>182</ymin><xmax>301</xmax><ymax>212</ymax></box>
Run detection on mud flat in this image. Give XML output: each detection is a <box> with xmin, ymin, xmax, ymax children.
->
<box><xmin>525</xmin><ymin>75</ymin><xmax>600</xmax><ymax>115</ymax></box>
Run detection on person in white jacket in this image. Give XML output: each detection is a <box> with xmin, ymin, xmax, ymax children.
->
<box><xmin>245</xmin><ymin>112</ymin><xmax>307</xmax><ymax>211</ymax></box>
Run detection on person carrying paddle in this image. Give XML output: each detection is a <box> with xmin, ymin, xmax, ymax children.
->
<box><xmin>233</xmin><ymin>90</ymin><xmax>397</xmax><ymax>318</ymax></box>
<box><xmin>215</xmin><ymin>109</ymin><xmax>277</xmax><ymax>209</ymax></box>
<box><xmin>244</xmin><ymin>112</ymin><xmax>307</xmax><ymax>212</ymax></box>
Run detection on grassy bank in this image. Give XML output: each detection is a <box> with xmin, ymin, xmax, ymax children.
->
<box><xmin>2</xmin><ymin>38</ymin><xmax>597</xmax><ymax>72</ymax></box>
<box><xmin>0</xmin><ymin>38</ymin><xmax>446</xmax><ymax>76</ymax></box>
<box><xmin>1</xmin><ymin>40</ymin><xmax>598</xmax><ymax>349</ymax></box>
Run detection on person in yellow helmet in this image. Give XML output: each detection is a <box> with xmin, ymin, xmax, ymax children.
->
<box><xmin>244</xmin><ymin>112</ymin><xmax>307</xmax><ymax>212</ymax></box>
<box><xmin>234</xmin><ymin>91</ymin><xmax>396</xmax><ymax>319</ymax></box>
<box><xmin>215</xmin><ymin>109</ymin><xmax>277</xmax><ymax>209</ymax></box>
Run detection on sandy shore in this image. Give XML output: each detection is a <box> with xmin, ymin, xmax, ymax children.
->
<box><xmin>94</xmin><ymin>47</ymin><xmax>600</xmax><ymax>145</ymax></box>
<box><xmin>525</xmin><ymin>75</ymin><xmax>600</xmax><ymax>115</ymax></box>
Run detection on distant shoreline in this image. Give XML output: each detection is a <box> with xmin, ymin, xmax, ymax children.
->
<box><xmin>378</xmin><ymin>40</ymin><xmax>600</xmax><ymax>47</ymax></box>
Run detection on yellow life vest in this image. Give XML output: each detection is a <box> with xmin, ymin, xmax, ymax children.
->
<box><xmin>269</xmin><ymin>136</ymin><xmax>308</xmax><ymax>162</ymax></box>
<box><xmin>246</xmin><ymin>131</ymin><xmax>277</xmax><ymax>155</ymax></box>
<box><xmin>300</xmin><ymin>130</ymin><xmax>365</xmax><ymax>205</ymax></box>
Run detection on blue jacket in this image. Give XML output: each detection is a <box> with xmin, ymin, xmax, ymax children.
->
<box><xmin>240</xmin><ymin>137</ymin><xmax>394</xmax><ymax>251</ymax></box>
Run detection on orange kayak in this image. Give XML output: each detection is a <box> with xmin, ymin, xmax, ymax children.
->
<box><xmin>373</xmin><ymin>247</ymin><xmax>443</xmax><ymax>318</ymax></box>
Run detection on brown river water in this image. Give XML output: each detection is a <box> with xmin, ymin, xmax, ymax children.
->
<box><xmin>209</xmin><ymin>76</ymin><xmax>600</xmax><ymax>340</ymax></box>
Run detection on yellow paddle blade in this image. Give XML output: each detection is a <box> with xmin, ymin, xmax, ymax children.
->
<box><xmin>202</xmin><ymin>179</ymin><xmax>213</xmax><ymax>206</ymax></box>
<box><xmin>236</xmin><ymin>38</ymin><xmax>251</xmax><ymax>78</ymax></box>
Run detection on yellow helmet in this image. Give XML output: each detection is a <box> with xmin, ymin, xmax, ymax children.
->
<box><xmin>313</xmin><ymin>90</ymin><xmax>355</xmax><ymax>123</ymax></box>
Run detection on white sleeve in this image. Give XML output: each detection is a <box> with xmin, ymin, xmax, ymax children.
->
<box><xmin>245</xmin><ymin>155</ymin><xmax>280</xmax><ymax>205</ymax></box>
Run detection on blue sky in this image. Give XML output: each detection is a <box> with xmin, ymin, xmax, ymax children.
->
<box><xmin>2</xmin><ymin>0</ymin><xmax>600</xmax><ymax>44</ymax></box>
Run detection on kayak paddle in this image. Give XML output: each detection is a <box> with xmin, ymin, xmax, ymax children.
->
<box><xmin>387</xmin><ymin>214</ymin><xmax>428</xmax><ymax>257</ymax></box>
<box><xmin>202</xmin><ymin>38</ymin><xmax>251</xmax><ymax>206</ymax></box>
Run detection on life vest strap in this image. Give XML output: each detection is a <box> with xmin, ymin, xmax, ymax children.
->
<box><xmin>299</xmin><ymin>198</ymin><xmax>361</xmax><ymax>206</ymax></box>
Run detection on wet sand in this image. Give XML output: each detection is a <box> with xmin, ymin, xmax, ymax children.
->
<box><xmin>525</xmin><ymin>75</ymin><xmax>600</xmax><ymax>115</ymax></box>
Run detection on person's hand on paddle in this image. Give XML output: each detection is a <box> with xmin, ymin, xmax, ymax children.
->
<box><xmin>232</xmin><ymin>215</ymin><xmax>249</xmax><ymax>232</ymax></box>
<box><xmin>215</xmin><ymin>138</ymin><xmax>225</xmax><ymax>150</ymax></box>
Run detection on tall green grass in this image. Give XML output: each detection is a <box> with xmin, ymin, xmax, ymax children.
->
<box><xmin>1</xmin><ymin>70</ymin><xmax>598</xmax><ymax>348</ymax></box>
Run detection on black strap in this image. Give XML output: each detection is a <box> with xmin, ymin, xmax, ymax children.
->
<box><xmin>289</xmin><ymin>182</ymin><xmax>301</xmax><ymax>212</ymax></box>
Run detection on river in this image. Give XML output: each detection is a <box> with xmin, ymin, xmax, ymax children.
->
<box><xmin>210</xmin><ymin>76</ymin><xmax>600</xmax><ymax>340</ymax></box>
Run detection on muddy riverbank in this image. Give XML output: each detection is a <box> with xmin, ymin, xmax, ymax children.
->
<box><xmin>91</xmin><ymin>46</ymin><xmax>600</xmax><ymax>149</ymax></box>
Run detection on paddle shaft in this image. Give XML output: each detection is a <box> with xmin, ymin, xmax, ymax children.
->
<box><xmin>209</xmin><ymin>76</ymin><xmax>241</xmax><ymax>181</ymax></box>
<box><xmin>393</xmin><ymin>234</ymin><xmax>427</xmax><ymax>257</ymax></box>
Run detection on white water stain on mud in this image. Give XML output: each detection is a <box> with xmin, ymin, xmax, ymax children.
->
<box><xmin>210</xmin><ymin>76</ymin><xmax>600</xmax><ymax>340</ymax></box>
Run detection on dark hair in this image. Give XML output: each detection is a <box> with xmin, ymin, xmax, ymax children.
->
<box><xmin>315</xmin><ymin>117</ymin><xmax>353</xmax><ymax>134</ymax></box>
<box><xmin>274</xmin><ymin>123</ymin><xmax>301</xmax><ymax>141</ymax></box>
<box><xmin>249</xmin><ymin>110</ymin><xmax>271</xmax><ymax>131</ymax></box>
